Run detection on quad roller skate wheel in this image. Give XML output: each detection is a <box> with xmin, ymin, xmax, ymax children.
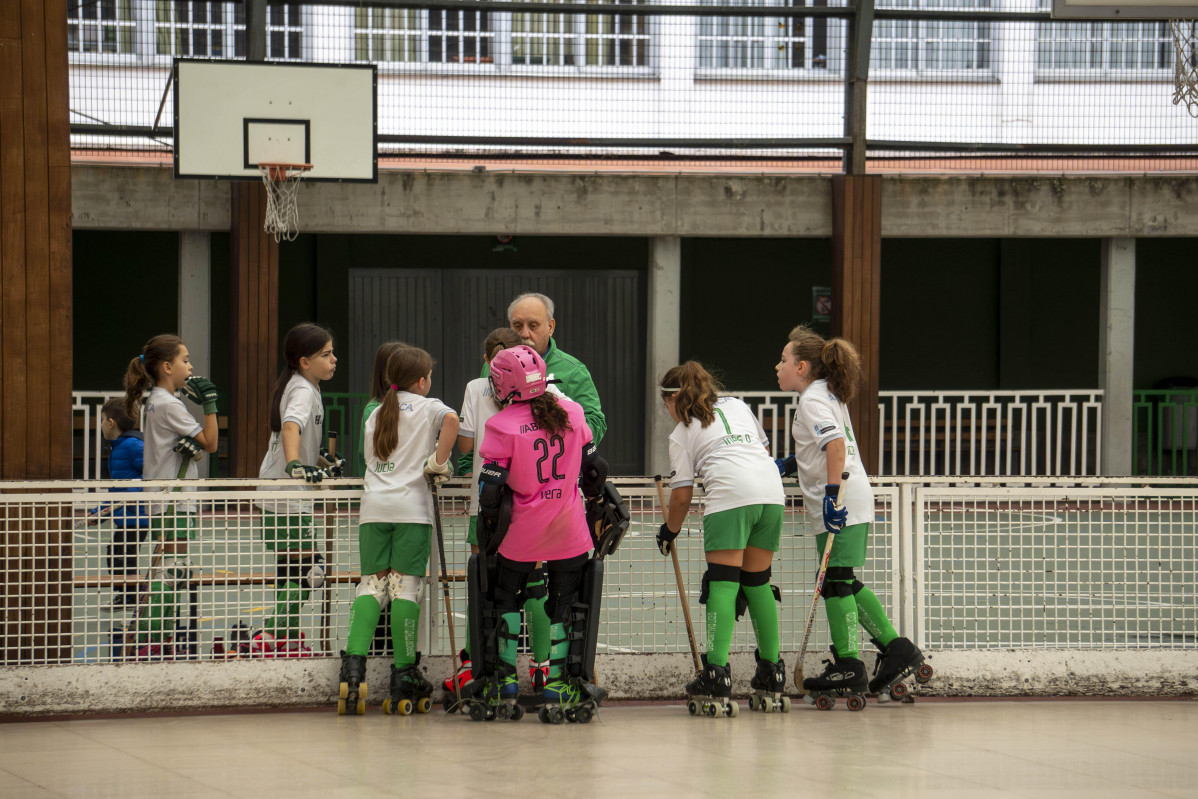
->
<box><xmin>337</xmin><ymin>698</ymin><xmax>347</xmax><ymax>715</ymax></box>
<box><xmin>510</xmin><ymin>704</ymin><xmax>525</xmax><ymax>721</ymax></box>
<box><xmin>565</xmin><ymin>708</ymin><xmax>577</xmax><ymax>723</ymax></box>
<box><xmin>575</xmin><ymin>706</ymin><xmax>593</xmax><ymax>724</ymax></box>
<box><xmin>725</xmin><ymin>701</ymin><xmax>739</xmax><ymax>718</ymax></box>
<box><xmin>485</xmin><ymin>708</ymin><xmax>497</xmax><ymax>721</ymax></box>
<box><xmin>550</xmin><ymin>708</ymin><xmax>566</xmax><ymax>725</ymax></box>
<box><xmin>687</xmin><ymin>700</ymin><xmax>699</xmax><ymax>716</ymax></box>
<box><xmin>382</xmin><ymin>697</ymin><xmax>413</xmax><ymax>716</ymax></box>
<box><xmin>815</xmin><ymin>695</ymin><xmax>834</xmax><ymax>711</ymax></box>
<box><xmin>705</xmin><ymin>703</ymin><xmax>718</xmax><ymax>717</ymax></box>
<box><xmin>416</xmin><ymin>697</ymin><xmax>432</xmax><ymax>714</ymax></box>
<box><xmin>916</xmin><ymin>664</ymin><xmax>934</xmax><ymax>684</ymax></box>
<box><xmin>889</xmin><ymin>682</ymin><xmax>909</xmax><ymax>701</ymax></box>
<box><xmin>780</xmin><ymin>696</ymin><xmax>792</xmax><ymax>713</ymax></box>
<box><xmin>538</xmin><ymin>707</ymin><xmax>551</xmax><ymax>724</ymax></box>
<box><xmin>469</xmin><ymin>703</ymin><xmax>487</xmax><ymax>722</ymax></box>
<box><xmin>497</xmin><ymin>704</ymin><xmax>511</xmax><ymax>720</ymax></box>
<box><xmin>748</xmin><ymin>695</ymin><xmax>759</xmax><ymax>711</ymax></box>
<box><xmin>846</xmin><ymin>694</ymin><xmax>866</xmax><ymax>712</ymax></box>
<box><xmin>759</xmin><ymin>696</ymin><xmax>774</xmax><ymax>713</ymax></box>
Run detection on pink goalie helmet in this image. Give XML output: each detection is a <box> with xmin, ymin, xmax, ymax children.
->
<box><xmin>489</xmin><ymin>345</ymin><xmax>548</xmax><ymax>404</ymax></box>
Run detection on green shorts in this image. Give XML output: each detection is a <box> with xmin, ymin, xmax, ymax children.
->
<box><xmin>467</xmin><ymin>515</ymin><xmax>478</xmax><ymax>547</ymax></box>
<box><xmin>701</xmin><ymin>504</ymin><xmax>783</xmax><ymax>553</ymax></box>
<box><xmin>358</xmin><ymin>522</ymin><xmax>431</xmax><ymax>577</ymax></box>
<box><xmin>815</xmin><ymin>522</ymin><xmax>870</xmax><ymax>568</ymax></box>
<box><xmin>260</xmin><ymin>513</ymin><xmax>317</xmax><ymax>553</ymax></box>
<box><xmin>150</xmin><ymin>512</ymin><xmax>195</xmax><ymax>542</ymax></box>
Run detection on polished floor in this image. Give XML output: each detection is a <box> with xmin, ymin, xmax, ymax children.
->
<box><xmin>2</xmin><ymin>699</ymin><xmax>1196</xmax><ymax>798</ymax></box>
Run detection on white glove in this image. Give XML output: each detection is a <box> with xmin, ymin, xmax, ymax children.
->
<box><xmin>424</xmin><ymin>452</ymin><xmax>452</xmax><ymax>486</ymax></box>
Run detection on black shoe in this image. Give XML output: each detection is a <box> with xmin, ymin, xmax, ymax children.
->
<box><xmin>868</xmin><ymin>637</ymin><xmax>922</xmax><ymax>694</ymax></box>
<box><xmin>749</xmin><ymin>648</ymin><xmax>786</xmax><ymax>694</ymax></box>
<box><xmin>686</xmin><ymin>655</ymin><xmax>732</xmax><ymax>699</ymax></box>
<box><xmin>803</xmin><ymin>646</ymin><xmax>867</xmax><ymax>692</ymax></box>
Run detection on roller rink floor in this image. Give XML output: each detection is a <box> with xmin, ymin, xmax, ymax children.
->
<box><xmin>2</xmin><ymin>698</ymin><xmax>1197</xmax><ymax>798</ymax></box>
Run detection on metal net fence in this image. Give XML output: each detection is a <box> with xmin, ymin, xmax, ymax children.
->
<box><xmin>67</xmin><ymin>0</ymin><xmax>1198</xmax><ymax>173</ymax></box>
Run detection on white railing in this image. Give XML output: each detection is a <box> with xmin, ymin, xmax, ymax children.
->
<box><xmin>72</xmin><ymin>391</ymin><xmax>123</xmax><ymax>480</ymax></box>
<box><xmin>729</xmin><ymin>390</ymin><xmax>1104</xmax><ymax>477</ymax></box>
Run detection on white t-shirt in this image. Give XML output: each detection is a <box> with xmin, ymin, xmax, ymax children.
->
<box><xmin>256</xmin><ymin>374</ymin><xmax>324</xmax><ymax>515</ymax></box>
<box><xmin>668</xmin><ymin>396</ymin><xmax>785</xmax><ymax>516</ymax></box>
<box><xmin>790</xmin><ymin>379</ymin><xmax>874</xmax><ymax>528</ymax></box>
<box><xmin>459</xmin><ymin>377</ymin><xmax>502</xmax><ymax>516</ymax></box>
<box><xmin>141</xmin><ymin>386</ymin><xmax>202</xmax><ymax>515</ymax></box>
<box><xmin>360</xmin><ymin>391</ymin><xmax>454</xmax><ymax>525</ymax></box>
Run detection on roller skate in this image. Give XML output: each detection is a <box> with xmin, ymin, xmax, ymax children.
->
<box><xmin>382</xmin><ymin>654</ymin><xmax>434</xmax><ymax>716</ymax></box>
<box><xmin>868</xmin><ymin>637</ymin><xmax>933</xmax><ymax>704</ymax></box>
<box><xmin>441</xmin><ymin>649</ymin><xmax>473</xmax><ymax>713</ymax></box>
<box><xmin>462</xmin><ymin>662</ymin><xmax>524</xmax><ymax>722</ymax></box>
<box><xmin>685</xmin><ymin>656</ymin><xmax>739</xmax><ymax>718</ymax></box>
<box><xmin>748</xmin><ymin>649</ymin><xmax>791</xmax><ymax>713</ymax></box>
<box><xmin>337</xmin><ymin>651</ymin><xmax>367</xmax><ymax>716</ymax></box>
<box><xmin>211</xmin><ymin>623</ymin><xmax>252</xmax><ymax>659</ymax></box>
<box><xmin>538</xmin><ymin>676</ymin><xmax>606</xmax><ymax>725</ymax></box>
<box><xmin>802</xmin><ymin>646</ymin><xmax>868</xmax><ymax>711</ymax></box>
<box><xmin>529</xmin><ymin>658</ymin><xmax>550</xmax><ymax>693</ymax></box>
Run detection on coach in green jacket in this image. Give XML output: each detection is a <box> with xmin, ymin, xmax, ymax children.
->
<box><xmin>488</xmin><ymin>291</ymin><xmax>607</xmax><ymax>445</ymax></box>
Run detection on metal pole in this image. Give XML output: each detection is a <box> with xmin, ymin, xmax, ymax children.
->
<box><xmin>844</xmin><ymin>0</ymin><xmax>875</xmax><ymax>175</ymax></box>
<box><xmin>247</xmin><ymin>0</ymin><xmax>267</xmax><ymax>61</ymax></box>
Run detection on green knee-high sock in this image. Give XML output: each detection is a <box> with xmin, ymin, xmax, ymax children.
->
<box><xmin>547</xmin><ymin>621</ymin><xmax>568</xmax><ymax>679</ymax></box>
<box><xmin>137</xmin><ymin>554</ymin><xmax>188</xmax><ymax>645</ymax></box>
<box><xmin>345</xmin><ymin>594</ymin><xmax>381</xmax><ymax>656</ymax></box>
<box><xmin>390</xmin><ymin>598</ymin><xmax>421</xmax><ymax>668</ymax></box>
<box><xmin>524</xmin><ymin>577</ymin><xmax>551</xmax><ymax>663</ymax></box>
<box><xmin>499</xmin><ymin>612</ymin><xmax>522</xmax><ymax>671</ymax></box>
<box><xmin>824</xmin><ymin>582</ymin><xmax>859</xmax><ymax>659</ymax></box>
<box><xmin>742</xmin><ymin>583</ymin><xmax>780</xmax><ymax>662</ymax></box>
<box><xmin>853</xmin><ymin>584</ymin><xmax>898</xmax><ymax>647</ymax></box>
<box><xmin>704</xmin><ymin>580</ymin><xmax>739</xmax><ymax>667</ymax></box>
<box><xmin>264</xmin><ymin>580</ymin><xmax>309</xmax><ymax>639</ymax></box>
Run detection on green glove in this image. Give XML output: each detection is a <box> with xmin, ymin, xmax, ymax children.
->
<box><xmin>183</xmin><ymin>376</ymin><xmax>219</xmax><ymax>415</ymax></box>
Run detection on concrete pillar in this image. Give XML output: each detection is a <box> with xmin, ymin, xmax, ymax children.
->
<box><xmin>179</xmin><ymin>232</ymin><xmax>212</xmax><ymax>473</ymax></box>
<box><xmin>646</xmin><ymin>237</ymin><xmax>681</xmax><ymax>476</ymax></box>
<box><xmin>1099</xmin><ymin>237</ymin><xmax>1135</xmax><ymax>475</ymax></box>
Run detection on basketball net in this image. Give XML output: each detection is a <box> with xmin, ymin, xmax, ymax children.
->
<box><xmin>258</xmin><ymin>163</ymin><xmax>310</xmax><ymax>242</ymax></box>
<box><xmin>1170</xmin><ymin>19</ymin><xmax>1198</xmax><ymax>118</ymax></box>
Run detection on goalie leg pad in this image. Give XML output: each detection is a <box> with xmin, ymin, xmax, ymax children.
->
<box><xmin>494</xmin><ymin>555</ymin><xmax>534</xmax><ymax>613</ymax></box>
<box><xmin>556</xmin><ymin>557</ymin><xmax>605</xmax><ymax>683</ymax></box>
<box><xmin>699</xmin><ymin>563</ymin><xmax>742</xmax><ymax>605</ymax></box>
<box><xmin>545</xmin><ymin>554</ymin><xmax>588</xmax><ymax>623</ymax></box>
<box><xmin>386</xmin><ymin>571</ymin><xmax>423</xmax><ymax>605</ymax></box>
<box><xmin>467</xmin><ymin>554</ymin><xmax>502</xmax><ymax>682</ymax></box>
<box><xmin>356</xmin><ymin>573</ymin><xmax>389</xmax><ymax>607</ymax></box>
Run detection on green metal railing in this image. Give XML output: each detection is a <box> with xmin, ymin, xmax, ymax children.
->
<box><xmin>323</xmin><ymin>393</ymin><xmax>373</xmax><ymax>477</ymax></box>
<box><xmin>1133</xmin><ymin>390</ymin><xmax>1198</xmax><ymax>476</ymax></box>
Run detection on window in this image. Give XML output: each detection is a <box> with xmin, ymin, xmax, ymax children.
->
<box><xmin>428</xmin><ymin>9</ymin><xmax>494</xmax><ymax>63</ymax></box>
<box><xmin>1037</xmin><ymin>21</ymin><xmax>1171</xmax><ymax>71</ymax></box>
<box><xmin>513</xmin><ymin>12</ymin><xmax>577</xmax><ymax>65</ymax></box>
<box><xmin>873</xmin><ymin>0</ymin><xmax>992</xmax><ymax>71</ymax></box>
<box><xmin>155</xmin><ymin>2</ymin><xmax>235</xmax><ymax>58</ymax></box>
<box><xmin>582</xmin><ymin>0</ymin><xmax>649</xmax><ymax>67</ymax></box>
<box><xmin>267</xmin><ymin>3</ymin><xmax>303</xmax><ymax>60</ymax></box>
<box><xmin>698</xmin><ymin>0</ymin><xmax>828</xmax><ymax>70</ymax></box>
<box><xmin>354</xmin><ymin>8</ymin><xmax>422</xmax><ymax>62</ymax></box>
<box><xmin>67</xmin><ymin>0</ymin><xmax>135</xmax><ymax>55</ymax></box>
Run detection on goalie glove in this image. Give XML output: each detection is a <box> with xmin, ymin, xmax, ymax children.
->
<box><xmin>173</xmin><ymin>435</ymin><xmax>204</xmax><ymax>462</ymax></box>
<box><xmin>287</xmin><ymin>459</ymin><xmax>329</xmax><ymax>484</ymax></box>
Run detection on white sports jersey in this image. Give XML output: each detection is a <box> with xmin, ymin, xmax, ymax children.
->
<box><xmin>789</xmin><ymin>379</ymin><xmax>874</xmax><ymax>528</ymax></box>
<box><xmin>361</xmin><ymin>391</ymin><xmax>454</xmax><ymax>525</ymax></box>
<box><xmin>668</xmin><ymin>396</ymin><xmax>785</xmax><ymax>516</ymax></box>
<box><xmin>459</xmin><ymin>377</ymin><xmax>502</xmax><ymax>516</ymax></box>
<box><xmin>256</xmin><ymin>373</ymin><xmax>324</xmax><ymax>515</ymax></box>
<box><xmin>141</xmin><ymin>386</ymin><xmax>202</xmax><ymax>515</ymax></box>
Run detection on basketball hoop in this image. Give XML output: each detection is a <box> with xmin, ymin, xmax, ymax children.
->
<box><xmin>258</xmin><ymin>162</ymin><xmax>311</xmax><ymax>242</ymax></box>
<box><xmin>1170</xmin><ymin>19</ymin><xmax>1198</xmax><ymax>117</ymax></box>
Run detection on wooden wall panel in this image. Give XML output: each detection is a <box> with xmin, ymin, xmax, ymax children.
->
<box><xmin>831</xmin><ymin>175</ymin><xmax>882</xmax><ymax>476</ymax></box>
<box><xmin>230</xmin><ymin>183</ymin><xmax>279</xmax><ymax>477</ymax></box>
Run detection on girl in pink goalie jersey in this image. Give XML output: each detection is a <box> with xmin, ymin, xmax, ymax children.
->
<box><xmin>474</xmin><ymin>345</ymin><xmax>607</xmax><ymax>712</ymax></box>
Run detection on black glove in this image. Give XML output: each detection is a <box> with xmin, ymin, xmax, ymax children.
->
<box><xmin>656</xmin><ymin>522</ymin><xmax>678</xmax><ymax>556</ymax></box>
<box><xmin>317</xmin><ymin>445</ymin><xmax>345</xmax><ymax>477</ymax></box>
<box><xmin>287</xmin><ymin>459</ymin><xmax>329</xmax><ymax>484</ymax></box>
<box><xmin>775</xmin><ymin>454</ymin><xmax>797</xmax><ymax>477</ymax></box>
<box><xmin>173</xmin><ymin>435</ymin><xmax>204</xmax><ymax>462</ymax></box>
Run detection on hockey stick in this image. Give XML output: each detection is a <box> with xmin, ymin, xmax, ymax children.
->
<box><xmin>121</xmin><ymin>458</ymin><xmax>191</xmax><ymax>657</ymax></box>
<box><xmin>654</xmin><ymin>475</ymin><xmax>702</xmax><ymax>674</ymax></box>
<box><xmin>430</xmin><ymin>482</ymin><xmax>463</xmax><ymax>710</ymax></box>
<box><xmin>794</xmin><ymin>471</ymin><xmax>850</xmax><ymax>693</ymax></box>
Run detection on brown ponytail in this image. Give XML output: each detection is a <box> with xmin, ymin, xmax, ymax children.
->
<box><xmin>529</xmin><ymin>392</ymin><xmax>571</xmax><ymax>437</ymax></box>
<box><xmin>659</xmin><ymin>361</ymin><xmax>722</xmax><ymax>428</ymax></box>
<box><xmin>369</xmin><ymin>341</ymin><xmax>409</xmax><ymax>402</ymax></box>
<box><xmin>373</xmin><ymin>346</ymin><xmax>436</xmax><ymax>461</ymax></box>
<box><xmin>787</xmin><ymin>324</ymin><xmax>861</xmax><ymax>404</ymax></box>
<box><xmin>123</xmin><ymin>334</ymin><xmax>183</xmax><ymax>424</ymax></box>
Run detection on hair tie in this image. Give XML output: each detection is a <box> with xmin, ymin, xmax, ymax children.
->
<box><xmin>661</xmin><ymin>386</ymin><xmax>681</xmax><ymax>393</ymax></box>
<box><xmin>390</xmin><ymin>384</ymin><xmax>399</xmax><ymax>391</ymax></box>
<box><xmin>139</xmin><ymin>354</ymin><xmax>145</xmax><ymax>363</ymax></box>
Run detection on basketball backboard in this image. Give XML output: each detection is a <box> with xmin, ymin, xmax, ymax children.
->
<box><xmin>173</xmin><ymin>59</ymin><xmax>377</xmax><ymax>182</ymax></box>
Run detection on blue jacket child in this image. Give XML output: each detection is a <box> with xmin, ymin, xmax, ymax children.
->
<box><xmin>97</xmin><ymin>400</ymin><xmax>149</xmax><ymax>611</ymax></box>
